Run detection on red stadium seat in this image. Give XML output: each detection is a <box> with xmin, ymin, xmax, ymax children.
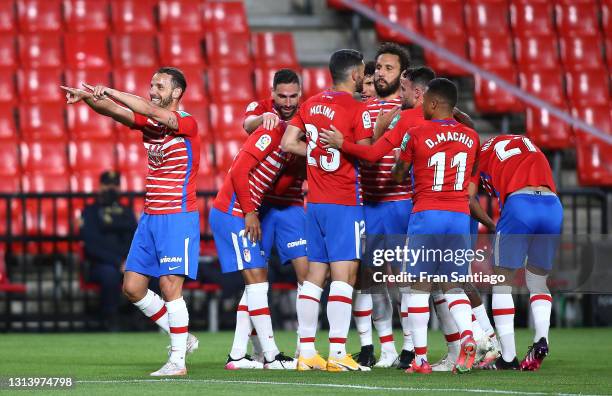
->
<box><xmin>63</xmin><ymin>0</ymin><xmax>110</xmax><ymax>33</ymax></box>
<box><xmin>474</xmin><ymin>68</ymin><xmax>524</xmax><ymax>113</ymax></box>
<box><xmin>510</xmin><ymin>0</ymin><xmax>555</xmax><ymax>36</ymax></box>
<box><xmin>513</xmin><ymin>35</ymin><xmax>560</xmax><ymax>72</ymax></box>
<box><xmin>607</xmin><ymin>36</ymin><xmax>612</xmax><ymax>69</ymax></box>
<box><xmin>214</xmin><ymin>137</ymin><xmax>243</xmax><ymax>173</ymax></box>
<box><xmin>159</xmin><ymin>0</ymin><xmax>203</xmax><ymax>33</ymax></box>
<box><xmin>422</xmin><ymin>33</ymin><xmax>469</xmax><ymax>76</ymax></box>
<box><xmin>0</xmin><ymin>0</ymin><xmax>17</xmax><ymax>33</ymax></box>
<box><xmin>179</xmin><ymin>66</ymin><xmax>207</xmax><ymax>103</ymax></box>
<box><xmin>71</xmin><ymin>171</ymin><xmax>108</xmax><ymax>192</ymax></box>
<box><xmin>17</xmin><ymin>68</ymin><xmax>63</xmax><ymax>104</ymax></box>
<box><xmin>69</xmin><ymin>140</ymin><xmax>116</xmax><ymax>175</ymax></box>
<box><xmin>251</xmin><ymin>32</ymin><xmax>299</xmax><ymax>69</ymax></box>
<box><xmin>181</xmin><ymin>101</ymin><xmax>210</xmax><ymax>138</ymax></box>
<box><xmin>65</xmin><ymin>69</ymin><xmax>110</xmax><ymax>88</ymax></box>
<box><xmin>18</xmin><ymin>34</ymin><xmax>63</xmax><ymax>68</ymax></box>
<box><xmin>254</xmin><ymin>68</ymin><xmax>277</xmax><ymax>101</ymax></box>
<box><xmin>0</xmin><ymin>107</ymin><xmax>17</xmax><ymax>140</ymax></box>
<box><xmin>0</xmin><ymin>174</ymin><xmax>20</xmax><ymax>193</ymax></box>
<box><xmin>196</xmin><ymin>143</ymin><xmax>219</xmax><ymax>190</ymax></box>
<box><xmin>526</xmin><ymin>105</ymin><xmax>573</xmax><ymax>149</ymax></box>
<box><xmin>17</xmin><ymin>0</ymin><xmax>62</xmax><ymax>32</ymax></box>
<box><xmin>113</xmin><ymin>67</ymin><xmax>155</xmax><ymax>97</ymax></box>
<box><xmin>117</xmin><ymin>139</ymin><xmax>147</xmax><ymax>173</ymax></box>
<box><xmin>301</xmin><ymin>67</ymin><xmax>333</xmax><ymax>99</ymax></box>
<box><xmin>158</xmin><ymin>33</ymin><xmax>205</xmax><ymax>67</ymax></box>
<box><xmin>519</xmin><ymin>70</ymin><xmax>566</xmax><ymax>104</ymax></box>
<box><xmin>603</xmin><ymin>0</ymin><xmax>612</xmax><ymax>37</ymax></box>
<box><xmin>111</xmin><ymin>34</ymin><xmax>158</xmax><ymax>68</ymax></box>
<box><xmin>206</xmin><ymin>31</ymin><xmax>251</xmax><ymax>67</ymax></box>
<box><xmin>19</xmin><ymin>104</ymin><xmax>66</xmax><ymax>140</ymax></box>
<box><xmin>208</xmin><ymin>67</ymin><xmax>255</xmax><ymax>103</ymax></box>
<box><xmin>66</xmin><ymin>103</ymin><xmax>115</xmax><ymax>139</ymax></box>
<box><xmin>420</xmin><ymin>0</ymin><xmax>465</xmax><ymax>35</ymax></box>
<box><xmin>555</xmin><ymin>0</ymin><xmax>599</xmax><ymax>37</ymax></box>
<box><xmin>468</xmin><ymin>33</ymin><xmax>514</xmax><ymax>70</ymax></box>
<box><xmin>0</xmin><ymin>140</ymin><xmax>19</xmax><ymax>178</ymax></box>
<box><xmin>203</xmin><ymin>1</ymin><xmax>249</xmax><ymax>33</ymax></box>
<box><xmin>565</xmin><ymin>68</ymin><xmax>610</xmax><ymax>107</ymax></box>
<box><xmin>0</xmin><ymin>69</ymin><xmax>16</xmax><ymax>105</ymax></box>
<box><xmin>111</xmin><ymin>0</ymin><xmax>156</xmax><ymax>33</ymax></box>
<box><xmin>21</xmin><ymin>139</ymin><xmax>68</xmax><ymax>175</ymax></box>
<box><xmin>121</xmin><ymin>170</ymin><xmax>146</xmax><ymax>192</ymax></box>
<box><xmin>209</xmin><ymin>102</ymin><xmax>248</xmax><ymax>140</ymax></box>
<box><xmin>0</xmin><ymin>33</ymin><xmax>16</xmax><ymax>69</ymax></box>
<box><xmin>374</xmin><ymin>0</ymin><xmax>419</xmax><ymax>44</ymax></box>
<box><xmin>572</xmin><ymin>105</ymin><xmax>612</xmax><ymax>143</ymax></box>
<box><xmin>22</xmin><ymin>173</ymin><xmax>70</xmax><ymax>192</ymax></box>
<box><xmin>558</xmin><ymin>35</ymin><xmax>605</xmax><ymax>71</ymax></box>
<box><xmin>575</xmin><ymin>136</ymin><xmax>612</xmax><ymax>186</ymax></box>
<box><xmin>465</xmin><ymin>0</ymin><xmax>511</xmax><ymax>34</ymax></box>
<box><xmin>64</xmin><ymin>33</ymin><xmax>110</xmax><ymax>70</ymax></box>
<box><xmin>327</xmin><ymin>0</ymin><xmax>372</xmax><ymax>11</ymax></box>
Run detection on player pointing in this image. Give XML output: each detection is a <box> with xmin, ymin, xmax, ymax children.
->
<box><xmin>61</xmin><ymin>67</ymin><xmax>200</xmax><ymax>376</ymax></box>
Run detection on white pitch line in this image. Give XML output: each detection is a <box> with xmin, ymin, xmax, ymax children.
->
<box><xmin>76</xmin><ymin>378</ymin><xmax>604</xmax><ymax>396</ymax></box>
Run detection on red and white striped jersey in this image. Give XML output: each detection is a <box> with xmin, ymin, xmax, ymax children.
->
<box><xmin>213</xmin><ymin>125</ymin><xmax>291</xmax><ymax>217</ymax></box>
<box><xmin>131</xmin><ymin>111</ymin><xmax>199</xmax><ymax>215</ymax></box>
<box><xmin>361</xmin><ymin>97</ymin><xmax>412</xmax><ymax>203</ymax></box>
<box><xmin>263</xmin><ymin>156</ymin><xmax>305</xmax><ymax>207</ymax></box>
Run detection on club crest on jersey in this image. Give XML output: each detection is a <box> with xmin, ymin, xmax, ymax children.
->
<box><xmin>400</xmin><ymin>133</ymin><xmax>411</xmax><ymax>151</ymax></box>
<box><xmin>148</xmin><ymin>144</ymin><xmax>164</xmax><ymax>166</ymax></box>
<box><xmin>243</xmin><ymin>248</ymin><xmax>251</xmax><ymax>263</ymax></box>
<box><xmin>362</xmin><ymin>111</ymin><xmax>372</xmax><ymax>129</ymax></box>
<box><xmin>255</xmin><ymin>134</ymin><xmax>272</xmax><ymax>151</ymax></box>
<box><xmin>246</xmin><ymin>101</ymin><xmax>259</xmax><ymax>112</ymax></box>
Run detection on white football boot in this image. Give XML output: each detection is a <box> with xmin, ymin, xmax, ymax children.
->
<box><xmin>150</xmin><ymin>360</ymin><xmax>187</xmax><ymax>376</ymax></box>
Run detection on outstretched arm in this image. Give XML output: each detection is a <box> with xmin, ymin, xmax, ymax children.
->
<box><xmin>244</xmin><ymin>113</ymin><xmax>280</xmax><ymax>134</ymax></box>
<box><xmin>83</xmin><ymin>83</ymin><xmax>180</xmax><ymax>131</ymax></box>
<box><xmin>320</xmin><ymin>125</ymin><xmax>394</xmax><ymax>163</ymax></box>
<box><xmin>61</xmin><ymin>86</ymin><xmax>135</xmax><ymax>127</ymax></box>
<box><xmin>281</xmin><ymin>125</ymin><xmax>307</xmax><ymax>156</ymax></box>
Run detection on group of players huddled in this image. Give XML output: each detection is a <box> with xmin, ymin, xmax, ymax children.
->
<box><xmin>61</xmin><ymin>41</ymin><xmax>562</xmax><ymax>377</ymax></box>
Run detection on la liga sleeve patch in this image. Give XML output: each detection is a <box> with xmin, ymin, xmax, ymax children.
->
<box><xmin>246</xmin><ymin>101</ymin><xmax>259</xmax><ymax>112</ymax></box>
<box><xmin>362</xmin><ymin>111</ymin><xmax>372</xmax><ymax>129</ymax></box>
<box><xmin>255</xmin><ymin>134</ymin><xmax>272</xmax><ymax>151</ymax></box>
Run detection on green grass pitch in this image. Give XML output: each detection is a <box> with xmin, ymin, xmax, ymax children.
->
<box><xmin>1</xmin><ymin>329</ymin><xmax>611</xmax><ymax>395</ymax></box>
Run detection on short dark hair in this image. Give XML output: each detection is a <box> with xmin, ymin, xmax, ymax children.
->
<box><xmin>405</xmin><ymin>66</ymin><xmax>436</xmax><ymax>87</ymax></box>
<box><xmin>329</xmin><ymin>49</ymin><xmax>364</xmax><ymax>84</ymax></box>
<box><xmin>375</xmin><ymin>42</ymin><xmax>411</xmax><ymax>73</ymax></box>
<box><xmin>427</xmin><ymin>78</ymin><xmax>458</xmax><ymax>108</ymax></box>
<box><xmin>156</xmin><ymin>67</ymin><xmax>187</xmax><ymax>98</ymax></box>
<box><xmin>364</xmin><ymin>60</ymin><xmax>376</xmax><ymax>77</ymax></box>
<box><xmin>273</xmin><ymin>68</ymin><xmax>300</xmax><ymax>88</ymax></box>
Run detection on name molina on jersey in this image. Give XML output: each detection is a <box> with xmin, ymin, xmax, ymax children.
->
<box><xmin>425</xmin><ymin>131</ymin><xmax>474</xmax><ymax>149</ymax></box>
<box><xmin>310</xmin><ymin>105</ymin><xmax>335</xmax><ymax>120</ymax></box>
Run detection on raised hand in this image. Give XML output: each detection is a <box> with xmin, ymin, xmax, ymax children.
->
<box><xmin>262</xmin><ymin>112</ymin><xmax>280</xmax><ymax>130</ymax></box>
<box><xmin>320</xmin><ymin>125</ymin><xmax>345</xmax><ymax>149</ymax></box>
<box><xmin>375</xmin><ymin>106</ymin><xmax>401</xmax><ymax>132</ymax></box>
<box><xmin>60</xmin><ymin>85</ymin><xmax>91</xmax><ymax>104</ymax></box>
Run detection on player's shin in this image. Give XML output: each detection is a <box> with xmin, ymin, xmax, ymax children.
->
<box><xmin>328</xmin><ymin>281</ymin><xmax>354</xmax><ymax>359</ymax></box>
<box><xmin>297</xmin><ymin>281</ymin><xmax>323</xmax><ymax>358</ymax></box>
<box><xmin>353</xmin><ymin>289</ymin><xmax>373</xmax><ymax>346</ymax></box>
<box><xmin>526</xmin><ymin>269</ymin><xmax>552</xmax><ymax>342</ymax></box>
<box><xmin>444</xmin><ymin>288</ymin><xmax>473</xmax><ymax>341</ymax></box>
<box><xmin>372</xmin><ymin>291</ymin><xmax>396</xmax><ymax>354</ymax></box>
<box><xmin>492</xmin><ymin>285</ymin><xmax>516</xmax><ymax>361</ymax></box>
<box><xmin>432</xmin><ymin>290</ymin><xmax>460</xmax><ymax>360</ymax></box>
<box><xmin>408</xmin><ymin>291</ymin><xmax>430</xmax><ymax>365</ymax></box>
<box><xmin>166</xmin><ymin>297</ymin><xmax>189</xmax><ymax>367</ymax></box>
<box><xmin>245</xmin><ymin>282</ymin><xmax>279</xmax><ymax>362</ymax></box>
<box><xmin>230</xmin><ymin>290</ymin><xmax>253</xmax><ymax>360</ymax></box>
<box><xmin>400</xmin><ymin>287</ymin><xmax>414</xmax><ymax>352</ymax></box>
<box><xmin>134</xmin><ymin>289</ymin><xmax>170</xmax><ymax>333</ymax></box>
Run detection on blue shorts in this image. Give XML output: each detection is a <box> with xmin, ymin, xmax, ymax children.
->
<box><xmin>406</xmin><ymin>210</ymin><xmax>471</xmax><ymax>277</ymax></box>
<box><xmin>260</xmin><ymin>204</ymin><xmax>307</xmax><ymax>265</ymax></box>
<box><xmin>470</xmin><ymin>216</ymin><xmax>480</xmax><ymax>250</ymax></box>
<box><xmin>209</xmin><ymin>207</ymin><xmax>266</xmax><ymax>274</ymax></box>
<box><xmin>494</xmin><ymin>192</ymin><xmax>563</xmax><ymax>271</ymax></box>
<box><xmin>126</xmin><ymin>212</ymin><xmax>200</xmax><ymax>280</ymax></box>
<box><xmin>306</xmin><ymin>203</ymin><xmax>365</xmax><ymax>263</ymax></box>
<box><xmin>364</xmin><ymin>198</ymin><xmax>412</xmax><ymax>246</ymax></box>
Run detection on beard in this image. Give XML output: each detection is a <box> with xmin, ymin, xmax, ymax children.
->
<box><xmin>355</xmin><ymin>77</ymin><xmax>364</xmax><ymax>95</ymax></box>
<box><xmin>274</xmin><ymin>104</ymin><xmax>298</xmax><ymax>120</ymax></box>
<box><xmin>375</xmin><ymin>76</ymin><xmax>401</xmax><ymax>98</ymax></box>
<box><xmin>151</xmin><ymin>95</ymin><xmax>173</xmax><ymax>108</ymax></box>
